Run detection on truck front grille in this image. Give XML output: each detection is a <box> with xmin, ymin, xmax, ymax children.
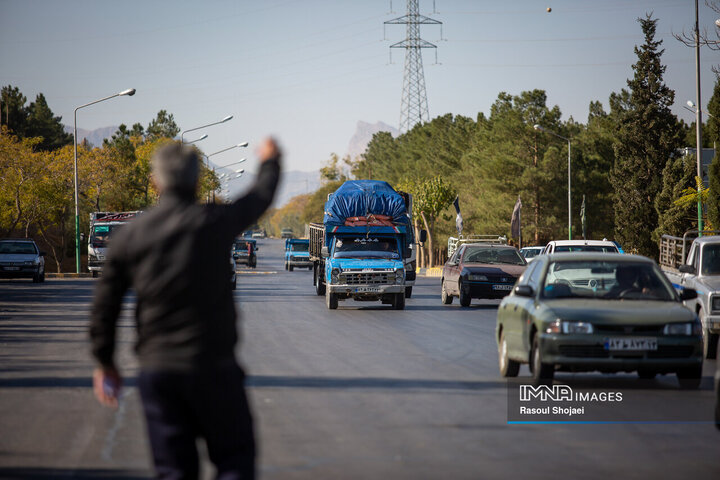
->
<box><xmin>340</xmin><ymin>272</ymin><xmax>392</xmax><ymax>285</ymax></box>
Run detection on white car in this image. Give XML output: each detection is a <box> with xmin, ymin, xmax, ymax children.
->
<box><xmin>542</xmin><ymin>239</ymin><xmax>619</xmax><ymax>255</ymax></box>
<box><xmin>519</xmin><ymin>246</ymin><xmax>544</xmax><ymax>262</ymax></box>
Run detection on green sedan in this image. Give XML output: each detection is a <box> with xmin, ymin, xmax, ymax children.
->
<box><xmin>496</xmin><ymin>253</ymin><xmax>703</xmax><ymax>388</ymax></box>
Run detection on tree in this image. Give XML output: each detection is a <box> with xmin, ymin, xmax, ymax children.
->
<box><xmin>25</xmin><ymin>93</ymin><xmax>73</xmax><ymax>151</ymax></box>
<box><xmin>147</xmin><ymin>110</ymin><xmax>180</xmax><ymax>140</ymax></box>
<box><xmin>654</xmin><ymin>154</ymin><xmax>698</xmax><ymax>240</ymax></box>
<box><xmin>706</xmin><ymin>77</ymin><xmax>720</xmax><ymax>229</ymax></box>
<box><xmin>0</xmin><ymin>85</ymin><xmax>29</xmax><ymax>135</ymax></box>
<box><xmin>611</xmin><ymin>14</ymin><xmax>682</xmax><ymax>256</ymax></box>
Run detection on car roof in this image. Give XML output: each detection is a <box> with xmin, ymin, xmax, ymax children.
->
<box><xmin>547</xmin><ymin>240</ymin><xmax>616</xmax><ymax>246</ymax></box>
<box><xmin>0</xmin><ymin>238</ymin><xmax>36</xmax><ymax>243</ymax></box>
<box><xmin>544</xmin><ymin>252</ymin><xmax>653</xmax><ymax>263</ymax></box>
<box><xmin>692</xmin><ymin>235</ymin><xmax>720</xmax><ymax>245</ymax></box>
<box><xmin>521</xmin><ymin>246</ymin><xmax>544</xmax><ymax>250</ymax></box>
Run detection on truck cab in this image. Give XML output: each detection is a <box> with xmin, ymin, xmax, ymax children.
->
<box><xmin>88</xmin><ymin>211</ymin><xmax>141</xmax><ymax>277</ymax></box>
<box><xmin>323</xmin><ymin>233</ymin><xmax>406</xmax><ymax>310</ymax></box>
<box><xmin>285</xmin><ymin>239</ymin><xmax>311</xmax><ymax>271</ymax></box>
<box><xmin>660</xmin><ymin>232</ymin><xmax>720</xmax><ymax>359</ymax></box>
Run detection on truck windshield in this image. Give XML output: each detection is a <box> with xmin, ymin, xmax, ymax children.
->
<box><xmin>90</xmin><ymin>225</ymin><xmax>121</xmax><ymax>247</ymax></box>
<box><xmin>291</xmin><ymin>243</ymin><xmax>309</xmax><ymax>252</ymax></box>
<box><xmin>333</xmin><ymin>238</ymin><xmax>399</xmax><ymax>259</ymax></box>
<box><xmin>542</xmin><ymin>260</ymin><xmax>675</xmax><ymax>301</ymax></box>
<box><xmin>701</xmin><ymin>244</ymin><xmax>720</xmax><ymax>275</ymax></box>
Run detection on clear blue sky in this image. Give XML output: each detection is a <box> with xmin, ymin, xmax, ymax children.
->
<box><xmin>1</xmin><ymin>0</ymin><xmax>718</xmax><ymax>175</ymax></box>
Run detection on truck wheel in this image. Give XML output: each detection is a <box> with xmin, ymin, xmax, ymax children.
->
<box><xmin>703</xmin><ymin>325</ymin><xmax>718</xmax><ymax>360</ymax></box>
<box><xmin>441</xmin><ymin>279</ymin><xmax>453</xmax><ymax>305</ymax></box>
<box><xmin>459</xmin><ymin>280</ymin><xmax>471</xmax><ymax>307</ymax></box>
<box><xmin>289</xmin><ymin>265</ymin><xmax>294</xmax><ymax>272</ymax></box>
<box><xmin>392</xmin><ymin>292</ymin><xmax>405</xmax><ymax>310</ymax></box>
<box><xmin>498</xmin><ymin>331</ymin><xmax>520</xmax><ymax>377</ymax></box>
<box><xmin>326</xmin><ymin>290</ymin><xmax>338</xmax><ymax>310</ymax></box>
<box><xmin>284</xmin><ymin>262</ymin><xmax>288</xmax><ymax>271</ymax></box>
<box><xmin>405</xmin><ymin>286</ymin><xmax>412</xmax><ymax>299</ymax></box>
<box><xmin>531</xmin><ymin>335</ymin><xmax>554</xmax><ymax>383</ymax></box>
<box><xmin>314</xmin><ymin>265</ymin><xmax>326</xmax><ymax>296</ymax></box>
<box><xmin>676</xmin><ymin>364</ymin><xmax>702</xmax><ymax>389</ymax></box>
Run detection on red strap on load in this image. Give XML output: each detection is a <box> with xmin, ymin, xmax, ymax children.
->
<box><xmin>344</xmin><ymin>214</ymin><xmax>395</xmax><ymax>227</ymax></box>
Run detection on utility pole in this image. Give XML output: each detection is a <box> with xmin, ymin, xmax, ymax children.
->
<box><xmin>385</xmin><ymin>0</ymin><xmax>442</xmax><ymax>132</ymax></box>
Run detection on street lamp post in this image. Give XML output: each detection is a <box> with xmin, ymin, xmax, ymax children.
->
<box><xmin>203</xmin><ymin>142</ymin><xmax>248</xmax><ymax>203</ymax></box>
<box><xmin>180</xmin><ymin>115</ymin><xmax>233</xmax><ymax>144</ymax></box>
<box><xmin>184</xmin><ymin>133</ymin><xmax>208</xmax><ymax>145</ymax></box>
<box><xmin>534</xmin><ymin>124</ymin><xmax>572</xmax><ymax>240</ymax></box>
<box><xmin>73</xmin><ymin>88</ymin><xmax>135</xmax><ymax>274</ymax></box>
<box><xmin>693</xmin><ymin>0</ymin><xmax>704</xmax><ymax>236</ymax></box>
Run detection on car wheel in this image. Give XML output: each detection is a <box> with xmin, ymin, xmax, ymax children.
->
<box><xmin>314</xmin><ymin>266</ymin><xmax>325</xmax><ymax>296</ymax></box>
<box><xmin>92</xmin><ymin>271</ymin><xmax>98</xmax><ymax>278</ymax></box>
<box><xmin>459</xmin><ymin>280</ymin><xmax>471</xmax><ymax>307</ymax></box>
<box><xmin>32</xmin><ymin>273</ymin><xmax>39</xmax><ymax>283</ymax></box>
<box><xmin>676</xmin><ymin>365</ymin><xmax>702</xmax><ymax>389</ymax></box>
<box><xmin>498</xmin><ymin>331</ymin><xmax>520</xmax><ymax>377</ymax></box>
<box><xmin>637</xmin><ymin>369</ymin><xmax>656</xmax><ymax>380</ymax></box>
<box><xmin>702</xmin><ymin>324</ymin><xmax>718</xmax><ymax>360</ymax></box>
<box><xmin>405</xmin><ymin>286</ymin><xmax>412</xmax><ymax>299</ymax></box>
<box><xmin>441</xmin><ymin>279</ymin><xmax>453</xmax><ymax>305</ymax></box>
<box><xmin>231</xmin><ymin>278</ymin><xmax>237</xmax><ymax>290</ymax></box>
<box><xmin>531</xmin><ymin>335</ymin><xmax>554</xmax><ymax>383</ymax></box>
<box><xmin>40</xmin><ymin>270</ymin><xmax>45</xmax><ymax>283</ymax></box>
<box><xmin>326</xmin><ymin>290</ymin><xmax>338</xmax><ymax>310</ymax></box>
<box><xmin>393</xmin><ymin>292</ymin><xmax>405</xmax><ymax>310</ymax></box>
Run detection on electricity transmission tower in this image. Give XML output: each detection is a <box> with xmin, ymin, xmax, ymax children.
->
<box><xmin>385</xmin><ymin>0</ymin><xmax>442</xmax><ymax>132</ymax></box>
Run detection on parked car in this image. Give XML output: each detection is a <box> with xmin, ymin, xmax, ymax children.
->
<box><xmin>542</xmin><ymin>239</ymin><xmax>619</xmax><ymax>254</ymax></box>
<box><xmin>233</xmin><ymin>238</ymin><xmax>257</xmax><ymax>268</ymax></box>
<box><xmin>495</xmin><ymin>252</ymin><xmax>703</xmax><ymax>387</ymax></box>
<box><xmin>281</xmin><ymin>228</ymin><xmax>294</xmax><ymax>239</ymax></box>
<box><xmin>0</xmin><ymin>238</ymin><xmax>46</xmax><ymax>283</ymax></box>
<box><xmin>252</xmin><ymin>231</ymin><xmax>266</xmax><ymax>239</ymax></box>
<box><xmin>441</xmin><ymin>243</ymin><xmax>527</xmax><ymax>307</ymax></box>
<box><xmin>519</xmin><ymin>246</ymin><xmax>544</xmax><ymax>263</ymax></box>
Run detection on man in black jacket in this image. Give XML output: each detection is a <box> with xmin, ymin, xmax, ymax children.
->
<box><xmin>89</xmin><ymin>138</ymin><xmax>281</xmax><ymax>479</ymax></box>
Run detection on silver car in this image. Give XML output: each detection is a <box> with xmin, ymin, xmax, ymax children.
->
<box><xmin>0</xmin><ymin>239</ymin><xmax>46</xmax><ymax>283</ymax></box>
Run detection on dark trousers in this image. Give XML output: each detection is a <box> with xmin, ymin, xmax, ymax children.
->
<box><xmin>137</xmin><ymin>364</ymin><xmax>255</xmax><ymax>480</ymax></box>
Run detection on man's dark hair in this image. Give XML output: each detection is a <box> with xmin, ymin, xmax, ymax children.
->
<box><xmin>152</xmin><ymin>142</ymin><xmax>199</xmax><ymax>195</ymax></box>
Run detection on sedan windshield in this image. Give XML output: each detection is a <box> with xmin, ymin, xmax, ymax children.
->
<box><xmin>0</xmin><ymin>242</ymin><xmax>37</xmax><ymax>254</ymax></box>
<box><xmin>542</xmin><ymin>260</ymin><xmax>675</xmax><ymax>301</ymax></box>
<box><xmin>463</xmin><ymin>247</ymin><xmax>525</xmax><ymax>265</ymax></box>
<box><xmin>334</xmin><ymin>238</ymin><xmax>399</xmax><ymax>259</ymax></box>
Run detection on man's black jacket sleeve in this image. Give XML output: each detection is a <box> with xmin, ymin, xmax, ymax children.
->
<box><xmin>226</xmin><ymin>155</ymin><xmax>281</xmax><ymax>235</ymax></box>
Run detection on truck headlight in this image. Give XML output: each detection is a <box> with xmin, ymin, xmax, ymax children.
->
<box><xmin>331</xmin><ymin>267</ymin><xmax>340</xmax><ymax>282</ymax></box>
<box><xmin>663</xmin><ymin>322</ymin><xmax>700</xmax><ymax>336</ymax></box>
<box><xmin>711</xmin><ymin>296</ymin><xmax>720</xmax><ymax>312</ymax></box>
<box><xmin>561</xmin><ymin>321</ymin><xmax>594</xmax><ymax>334</ymax></box>
<box><xmin>468</xmin><ymin>274</ymin><xmax>488</xmax><ymax>281</ymax></box>
<box><xmin>395</xmin><ymin>268</ymin><xmax>404</xmax><ymax>283</ymax></box>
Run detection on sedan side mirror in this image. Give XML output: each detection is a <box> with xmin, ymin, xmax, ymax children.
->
<box><xmin>679</xmin><ymin>288</ymin><xmax>698</xmax><ymax>301</ymax></box>
<box><xmin>514</xmin><ymin>285</ymin><xmax>534</xmax><ymax>297</ymax></box>
<box><xmin>678</xmin><ymin>264</ymin><xmax>696</xmax><ymax>274</ymax></box>
<box><xmin>321</xmin><ymin>246</ymin><xmax>329</xmax><ymax>258</ymax></box>
<box><xmin>419</xmin><ymin>229</ymin><xmax>428</xmax><ymax>244</ymax></box>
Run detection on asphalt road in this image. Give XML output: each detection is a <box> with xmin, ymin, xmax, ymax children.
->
<box><xmin>0</xmin><ymin>238</ymin><xmax>718</xmax><ymax>479</ymax></box>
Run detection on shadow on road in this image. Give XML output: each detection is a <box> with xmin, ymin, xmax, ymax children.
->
<box><xmin>0</xmin><ymin>376</ymin><xmax>137</xmax><ymax>388</ymax></box>
<box><xmin>0</xmin><ymin>467</ymin><xmax>150</xmax><ymax>480</ymax></box>
<box><xmin>246</xmin><ymin>375</ymin><xmax>504</xmax><ymax>391</ymax></box>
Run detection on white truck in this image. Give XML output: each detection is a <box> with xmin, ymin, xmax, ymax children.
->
<box><xmin>659</xmin><ymin>231</ymin><xmax>720</xmax><ymax>359</ymax></box>
<box><xmin>88</xmin><ymin>211</ymin><xmax>141</xmax><ymax>277</ymax></box>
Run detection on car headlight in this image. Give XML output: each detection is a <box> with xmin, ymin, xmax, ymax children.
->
<box><xmin>23</xmin><ymin>261</ymin><xmax>35</xmax><ymax>265</ymax></box>
<box><xmin>561</xmin><ymin>321</ymin><xmax>594</xmax><ymax>334</ymax></box>
<box><xmin>546</xmin><ymin>320</ymin><xmax>594</xmax><ymax>334</ymax></box>
<box><xmin>711</xmin><ymin>296</ymin><xmax>720</xmax><ymax>312</ymax></box>
<box><xmin>663</xmin><ymin>322</ymin><xmax>701</xmax><ymax>336</ymax></box>
<box><xmin>468</xmin><ymin>274</ymin><xmax>488</xmax><ymax>281</ymax></box>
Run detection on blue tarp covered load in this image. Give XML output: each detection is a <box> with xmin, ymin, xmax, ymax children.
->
<box><xmin>323</xmin><ymin>180</ymin><xmax>409</xmax><ymax>226</ymax></box>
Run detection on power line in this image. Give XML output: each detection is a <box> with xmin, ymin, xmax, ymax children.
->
<box><xmin>385</xmin><ymin>0</ymin><xmax>442</xmax><ymax>132</ymax></box>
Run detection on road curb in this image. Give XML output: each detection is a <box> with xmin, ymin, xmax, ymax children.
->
<box><xmin>417</xmin><ymin>267</ymin><xmax>443</xmax><ymax>278</ymax></box>
<box><xmin>46</xmin><ymin>273</ymin><xmax>93</xmax><ymax>278</ymax></box>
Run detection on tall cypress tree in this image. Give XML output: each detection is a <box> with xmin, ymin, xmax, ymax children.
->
<box><xmin>705</xmin><ymin>78</ymin><xmax>720</xmax><ymax>229</ymax></box>
<box><xmin>611</xmin><ymin>14</ymin><xmax>682</xmax><ymax>256</ymax></box>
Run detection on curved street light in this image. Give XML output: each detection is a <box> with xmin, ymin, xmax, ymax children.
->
<box><xmin>180</xmin><ymin>115</ymin><xmax>233</xmax><ymax>144</ymax></box>
<box><xmin>184</xmin><ymin>133</ymin><xmax>208</xmax><ymax>144</ymax></box>
<box><xmin>202</xmin><ymin>142</ymin><xmax>248</xmax><ymax>203</ymax></box>
<box><xmin>73</xmin><ymin>88</ymin><xmax>136</xmax><ymax>273</ymax></box>
<box><xmin>534</xmin><ymin>124</ymin><xmax>572</xmax><ymax>240</ymax></box>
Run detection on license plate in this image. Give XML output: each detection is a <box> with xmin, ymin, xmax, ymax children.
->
<box><xmin>355</xmin><ymin>286</ymin><xmax>381</xmax><ymax>293</ymax></box>
<box><xmin>604</xmin><ymin>337</ymin><xmax>658</xmax><ymax>351</ymax></box>
<box><xmin>4</xmin><ymin>267</ymin><xmax>20</xmax><ymax>271</ymax></box>
<box><xmin>97</xmin><ymin>255</ymin><xmax>105</xmax><ymax>261</ymax></box>
<box><xmin>492</xmin><ymin>284</ymin><xmax>513</xmax><ymax>291</ymax></box>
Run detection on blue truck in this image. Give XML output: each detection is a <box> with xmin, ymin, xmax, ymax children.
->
<box><xmin>309</xmin><ymin>180</ymin><xmax>425</xmax><ymax>310</ymax></box>
<box><xmin>285</xmin><ymin>238</ymin><xmax>311</xmax><ymax>271</ymax></box>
